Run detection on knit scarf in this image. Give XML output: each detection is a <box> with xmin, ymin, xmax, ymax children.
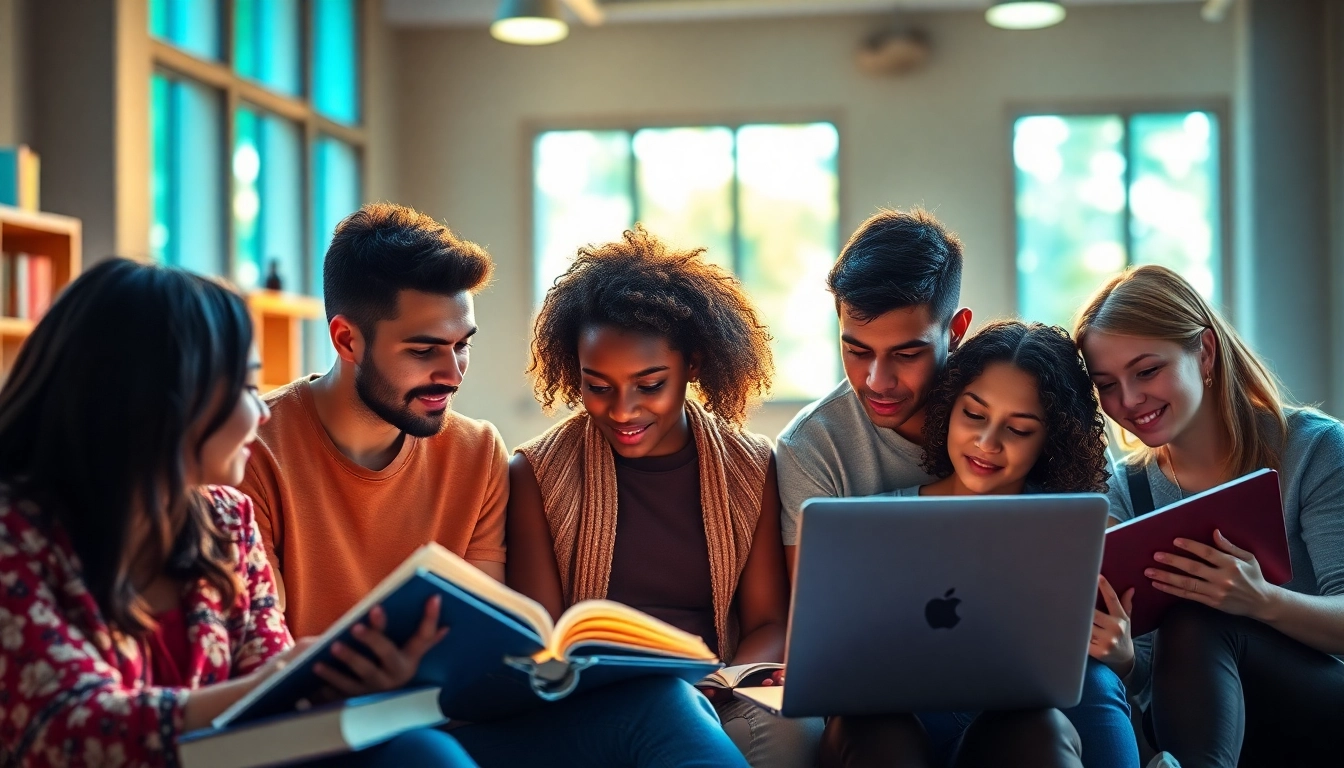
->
<box><xmin>516</xmin><ymin>400</ymin><xmax>772</xmax><ymax>661</ymax></box>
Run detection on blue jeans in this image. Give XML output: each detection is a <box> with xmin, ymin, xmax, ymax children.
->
<box><xmin>452</xmin><ymin>676</ymin><xmax>751</xmax><ymax>768</ymax></box>
<box><xmin>918</xmin><ymin>660</ymin><xmax>1138</xmax><ymax>768</ymax></box>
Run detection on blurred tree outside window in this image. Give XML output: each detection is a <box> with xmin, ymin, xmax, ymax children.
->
<box><xmin>1014</xmin><ymin>111</ymin><xmax>1222</xmax><ymax>330</ymax></box>
<box><xmin>534</xmin><ymin>123</ymin><xmax>841</xmax><ymax>401</ymax></box>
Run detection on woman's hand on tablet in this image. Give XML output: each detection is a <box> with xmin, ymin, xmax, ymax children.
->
<box><xmin>1090</xmin><ymin>575</ymin><xmax>1135</xmax><ymax>679</ymax></box>
<box><xmin>1148</xmin><ymin>530</ymin><xmax>1274</xmax><ymax>619</ymax></box>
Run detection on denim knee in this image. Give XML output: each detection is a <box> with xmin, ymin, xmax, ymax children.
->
<box><xmin>373</xmin><ymin>728</ymin><xmax>477</xmax><ymax>768</ymax></box>
<box><xmin>1080</xmin><ymin>658</ymin><xmax>1129</xmax><ymax>714</ymax></box>
<box><xmin>621</xmin><ymin>675</ymin><xmax>722</xmax><ymax>723</ymax></box>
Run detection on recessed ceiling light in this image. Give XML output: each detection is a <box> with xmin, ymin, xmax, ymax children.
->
<box><xmin>986</xmin><ymin>0</ymin><xmax>1067</xmax><ymax>30</ymax></box>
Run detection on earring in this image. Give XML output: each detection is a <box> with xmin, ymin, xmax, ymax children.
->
<box><xmin>1204</xmin><ymin>375</ymin><xmax>1213</xmax><ymax>388</ymax></box>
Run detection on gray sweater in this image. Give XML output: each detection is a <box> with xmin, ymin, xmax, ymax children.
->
<box><xmin>1107</xmin><ymin>407</ymin><xmax>1344</xmax><ymax>709</ymax></box>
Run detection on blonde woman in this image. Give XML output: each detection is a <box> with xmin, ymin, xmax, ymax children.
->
<box><xmin>1074</xmin><ymin>265</ymin><xmax>1344</xmax><ymax>768</ymax></box>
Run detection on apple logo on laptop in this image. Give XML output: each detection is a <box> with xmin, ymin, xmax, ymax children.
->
<box><xmin>925</xmin><ymin>588</ymin><xmax>962</xmax><ymax>629</ymax></box>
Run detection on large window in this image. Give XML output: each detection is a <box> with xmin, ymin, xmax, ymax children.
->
<box><xmin>150</xmin><ymin>0</ymin><xmax>364</xmax><ymax>371</ymax></box>
<box><xmin>534</xmin><ymin>123</ymin><xmax>841</xmax><ymax>401</ymax></box>
<box><xmin>1014</xmin><ymin>111</ymin><xmax>1222</xmax><ymax>329</ymax></box>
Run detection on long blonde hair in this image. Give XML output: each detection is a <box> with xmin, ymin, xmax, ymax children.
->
<box><xmin>1073</xmin><ymin>265</ymin><xmax>1288</xmax><ymax>475</ymax></box>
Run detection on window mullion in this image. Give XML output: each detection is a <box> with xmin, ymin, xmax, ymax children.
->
<box><xmin>730</xmin><ymin>126</ymin><xmax>742</xmax><ymax>276</ymax></box>
<box><xmin>1123</xmin><ymin>112</ymin><xmax>1135</xmax><ymax>268</ymax></box>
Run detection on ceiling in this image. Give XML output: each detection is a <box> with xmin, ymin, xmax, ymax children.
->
<box><xmin>383</xmin><ymin>0</ymin><xmax>1205</xmax><ymax>27</ymax></box>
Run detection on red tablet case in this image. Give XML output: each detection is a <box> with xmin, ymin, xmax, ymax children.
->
<box><xmin>1100</xmin><ymin>468</ymin><xmax>1292</xmax><ymax>636</ymax></box>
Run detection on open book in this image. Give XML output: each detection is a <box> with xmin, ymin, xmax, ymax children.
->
<box><xmin>696</xmin><ymin>662</ymin><xmax>785</xmax><ymax>704</ymax></box>
<box><xmin>211</xmin><ymin>543</ymin><xmax>722</xmax><ymax>729</ymax></box>
<box><xmin>1102</xmin><ymin>468</ymin><xmax>1291</xmax><ymax>636</ymax></box>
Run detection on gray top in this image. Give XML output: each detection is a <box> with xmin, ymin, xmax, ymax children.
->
<box><xmin>1108</xmin><ymin>407</ymin><xmax>1344</xmax><ymax>708</ymax></box>
<box><xmin>775</xmin><ymin>380</ymin><xmax>934</xmax><ymax>546</ymax></box>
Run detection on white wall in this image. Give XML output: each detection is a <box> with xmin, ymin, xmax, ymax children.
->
<box><xmin>0</xmin><ymin>0</ymin><xmax>29</xmax><ymax>147</ymax></box>
<box><xmin>393</xmin><ymin>3</ymin><xmax>1237</xmax><ymax>448</ymax></box>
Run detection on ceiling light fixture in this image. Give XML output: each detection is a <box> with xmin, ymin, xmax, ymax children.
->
<box><xmin>491</xmin><ymin>0</ymin><xmax>569</xmax><ymax>45</ymax></box>
<box><xmin>986</xmin><ymin>0</ymin><xmax>1067</xmax><ymax>30</ymax></box>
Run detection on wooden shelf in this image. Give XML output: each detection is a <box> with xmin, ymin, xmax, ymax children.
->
<box><xmin>0</xmin><ymin>206</ymin><xmax>82</xmax><ymax>380</ymax></box>
<box><xmin>247</xmin><ymin>290</ymin><xmax>325</xmax><ymax>390</ymax></box>
<box><xmin>246</xmin><ymin>289</ymin><xmax>324</xmax><ymax>318</ymax></box>
<box><xmin>0</xmin><ymin>317</ymin><xmax>36</xmax><ymax>337</ymax></box>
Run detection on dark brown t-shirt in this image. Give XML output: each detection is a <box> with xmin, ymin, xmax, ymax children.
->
<box><xmin>605</xmin><ymin>438</ymin><xmax>720</xmax><ymax>656</ymax></box>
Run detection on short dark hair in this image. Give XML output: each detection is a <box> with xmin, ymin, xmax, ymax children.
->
<box><xmin>827</xmin><ymin>208</ymin><xmax>963</xmax><ymax>324</ymax></box>
<box><xmin>921</xmin><ymin>320</ymin><xmax>1110</xmax><ymax>493</ymax></box>
<box><xmin>528</xmin><ymin>226</ymin><xmax>774</xmax><ymax>427</ymax></box>
<box><xmin>0</xmin><ymin>258</ymin><xmax>252</xmax><ymax>635</ymax></box>
<box><xmin>323</xmin><ymin>203</ymin><xmax>493</xmax><ymax>336</ymax></box>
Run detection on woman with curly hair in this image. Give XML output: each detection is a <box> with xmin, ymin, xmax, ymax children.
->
<box><xmin>508</xmin><ymin>227</ymin><xmax>823</xmax><ymax>767</ymax></box>
<box><xmin>887</xmin><ymin>320</ymin><xmax>1138</xmax><ymax>768</ymax></box>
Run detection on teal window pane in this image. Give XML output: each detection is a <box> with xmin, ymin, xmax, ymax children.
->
<box><xmin>151</xmin><ymin>73</ymin><xmax>225</xmax><ymax>275</ymax></box>
<box><xmin>313</xmin><ymin>0</ymin><xmax>360</xmax><ymax>124</ymax></box>
<box><xmin>1015</xmin><ymin>115</ymin><xmax>1127</xmax><ymax>329</ymax></box>
<box><xmin>1129</xmin><ymin>112</ymin><xmax>1220</xmax><ymax>301</ymax></box>
<box><xmin>310</xmin><ymin>136</ymin><xmax>362</xmax><ymax>372</ymax></box>
<box><xmin>234</xmin><ymin>0</ymin><xmax>302</xmax><ymax>97</ymax></box>
<box><xmin>533</xmin><ymin>130</ymin><xmax>634</xmax><ymax>302</ymax></box>
<box><xmin>736</xmin><ymin>123</ymin><xmax>840</xmax><ymax>400</ymax></box>
<box><xmin>632</xmin><ymin>127</ymin><xmax>734</xmax><ymax>270</ymax></box>
<box><xmin>149</xmin><ymin>0</ymin><xmax>222</xmax><ymax>61</ymax></box>
<box><xmin>233</xmin><ymin>107</ymin><xmax>303</xmax><ymax>293</ymax></box>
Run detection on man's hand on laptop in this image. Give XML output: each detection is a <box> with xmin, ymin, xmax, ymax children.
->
<box><xmin>1090</xmin><ymin>575</ymin><xmax>1135</xmax><ymax>680</ymax></box>
<box><xmin>312</xmin><ymin>595</ymin><xmax>450</xmax><ymax>696</ymax></box>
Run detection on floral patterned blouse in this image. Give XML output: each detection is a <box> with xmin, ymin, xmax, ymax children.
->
<box><xmin>0</xmin><ymin>485</ymin><xmax>293</xmax><ymax>768</ymax></box>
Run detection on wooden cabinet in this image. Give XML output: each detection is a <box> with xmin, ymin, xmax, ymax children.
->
<box><xmin>246</xmin><ymin>289</ymin><xmax>325</xmax><ymax>392</ymax></box>
<box><xmin>0</xmin><ymin>205</ymin><xmax>81</xmax><ymax>379</ymax></box>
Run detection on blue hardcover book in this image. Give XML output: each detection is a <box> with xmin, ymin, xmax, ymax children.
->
<box><xmin>212</xmin><ymin>543</ymin><xmax>722</xmax><ymax>729</ymax></box>
<box><xmin>180</xmin><ymin>687</ymin><xmax>445</xmax><ymax>768</ymax></box>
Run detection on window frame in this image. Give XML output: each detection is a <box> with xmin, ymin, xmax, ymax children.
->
<box><xmin>525</xmin><ymin>114</ymin><xmax>846</xmax><ymax>404</ymax></box>
<box><xmin>150</xmin><ymin>0</ymin><xmax>367</xmax><ymax>295</ymax></box>
<box><xmin>1005</xmin><ymin>99</ymin><xmax>1234</xmax><ymax>323</ymax></box>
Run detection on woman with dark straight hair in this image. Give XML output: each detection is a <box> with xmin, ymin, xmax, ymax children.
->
<box><xmin>0</xmin><ymin>258</ymin><xmax>466</xmax><ymax>768</ymax></box>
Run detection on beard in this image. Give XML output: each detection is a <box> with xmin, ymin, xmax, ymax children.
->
<box><xmin>353</xmin><ymin>352</ymin><xmax>455</xmax><ymax>438</ymax></box>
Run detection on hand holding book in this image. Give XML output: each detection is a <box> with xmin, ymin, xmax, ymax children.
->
<box><xmin>314</xmin><ymin>597</ymin><xmax>449</xmax><ymax>696</ymax></box>
<box><xmin>1147</xmin><ymin>529</ymin><xmax>1277</xmax><ymax>619</ymax></box>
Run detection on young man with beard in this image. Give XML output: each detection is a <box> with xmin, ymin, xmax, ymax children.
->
<box><xmin>239</xmin><ymin>203</ymin><xmax>752</xmax><ymax>768</ymax></box>
<box><xmin>242</xmin><ymin>203</ymin><xmax>507</xmax><ymax>640</ymax></box>
<box><xmin>776</xmin><ymin>209</ymin><xmax>1104</xmax><ymax>767</ymax></box>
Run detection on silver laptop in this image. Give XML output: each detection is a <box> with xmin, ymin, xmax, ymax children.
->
<box><xmin>737</xmin><ymin>494</ymin><xmax>1108</xmax><ymax>717</ymax></box>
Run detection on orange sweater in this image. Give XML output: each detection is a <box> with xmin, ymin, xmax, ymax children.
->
<box><xmin>240</xmin><ymin>376</ymin><xmax>508</xmax><ymax>637</ymax></box>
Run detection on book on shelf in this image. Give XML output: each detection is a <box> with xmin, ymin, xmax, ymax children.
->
<box><xmin>28</xmin><ymin>256</ymin><xmax>51</xmax><ymax>320</ymax></box>
<box><xmin>209</xmin><ymin>543</ymin><xmax>723</xmax><ymax>731</ymax></box>
<box><xmin>0</xmin><ymin>145</ymin><xmax>40</xmax><ymax>211</ymax></box>
<box><xmin>179</xmin><ymin>687</ymin><xmax>445</xmax><ymax>768</ymax></box>
<box><xmin>1101</xmin><ymin>468</ymin><xmax>1291</xmax><ymax>636</ymax></box>
<box><xmin>12</xmin><ymin>254</ymin><xmax>29</xmax><ymax>320</ymax></box>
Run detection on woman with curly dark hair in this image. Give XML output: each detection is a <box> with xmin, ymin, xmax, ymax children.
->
<box><xmin>884</xmin><ymin>320</ymin><xmax>1137</xmax><ymax>768</ymax></box>
<box><xmin>508</xmin><ymin>227</ymin><xmax>823</xmax><ymax>767</ymax></box>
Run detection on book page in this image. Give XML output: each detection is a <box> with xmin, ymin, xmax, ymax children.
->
<box><xmin>547</xmin><ymin>599</ymin><xmax>716</xmax><ymax>662</ymax></box>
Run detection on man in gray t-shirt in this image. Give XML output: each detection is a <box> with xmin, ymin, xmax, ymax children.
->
<box><xmin>775</xmin><ymin>209</ymin><xmax>971</xmax><ymax>576</ymax></box>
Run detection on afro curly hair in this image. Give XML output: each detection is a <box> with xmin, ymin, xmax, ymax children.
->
<box><xmin>527</xmin><ymin>226</ymin><xmax>773</xmax><ymax>427</ymax></box>
<box><xmin>921</xmin><ymin>320</ymin><xmax>1110</xmax><ymax>493</ymax></box>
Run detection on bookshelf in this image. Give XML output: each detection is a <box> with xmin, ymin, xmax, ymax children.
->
<box><xmin>0</xmin><ymin>205</ymin><xmax>81</xmax><ymax>378</ymax></box>
<box><xmin>247</xmin><ymin>289</ymin><xmax>325</xmax><ymax>392</ymax></box>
